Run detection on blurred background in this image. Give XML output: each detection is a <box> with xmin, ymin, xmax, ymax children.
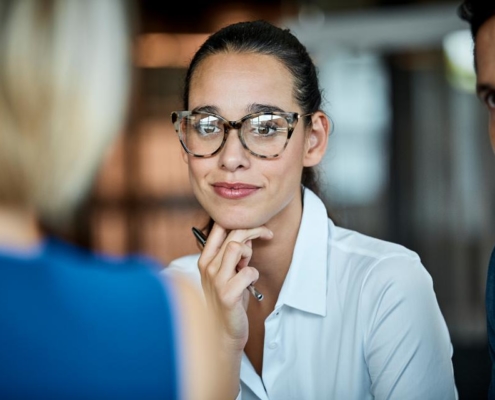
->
<box><xmin>66</xmin><ymin>0</ymin><xmax>494</xmax><ymax>398</ymax></box>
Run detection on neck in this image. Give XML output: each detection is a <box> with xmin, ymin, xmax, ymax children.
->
<box><xmin>0</xmin><ymin>206</ymin><xmax>42</xmax><ymax>250</ymax></box>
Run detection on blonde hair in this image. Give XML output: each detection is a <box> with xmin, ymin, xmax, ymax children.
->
<box><xmin>0</xmin><ymin>0</ymin><xmax>132</xmax><ymax>227</ymax></box>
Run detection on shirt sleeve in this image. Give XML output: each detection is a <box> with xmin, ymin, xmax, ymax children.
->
<box><xmin>361</xmin><ymin>255</ymin><xmax>458</xmax><ymax>400</ymax></box>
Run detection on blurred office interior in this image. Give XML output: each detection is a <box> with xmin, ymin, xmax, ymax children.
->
<box><xmin>63</xmin><ymin>0</ymin><xmax>495</xmax><ymax>398</ymax></box>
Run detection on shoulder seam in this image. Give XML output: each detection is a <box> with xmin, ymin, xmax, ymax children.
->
<box><xmin>329</xmin><ymin>238</ymin><xmax>419</xmax><ymax>263</ymax></box>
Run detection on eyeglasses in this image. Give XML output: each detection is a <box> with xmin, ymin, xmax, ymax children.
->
<box><xmin>171</xmin><ymin>110</ymin><xmax>312</xmax><ymax>159</ymax></box>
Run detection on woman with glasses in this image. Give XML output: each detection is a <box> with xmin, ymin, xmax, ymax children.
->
<box><xmin>166</xmin><ymin>20</ymin><xmax>457</xmax><ymax>399</ymax></box>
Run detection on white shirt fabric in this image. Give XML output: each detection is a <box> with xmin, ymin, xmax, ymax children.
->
<box><xmin>164</xmin><ymin>188</ymin><xmax>458</xmax><ymax>400</ymax></box>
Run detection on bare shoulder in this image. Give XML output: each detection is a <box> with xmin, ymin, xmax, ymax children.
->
<box><xmin>168</xmin><ymin>272</ymin><xmax>202</xmax><ymax>303</ymax></box>
<box><xmin>164</xmin><ymin>274</ymin><xmax>227</xmax><ymax>400</ymax></box>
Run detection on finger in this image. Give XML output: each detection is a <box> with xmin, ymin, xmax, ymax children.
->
<box><xmin>236</xmin><ymin>239</ymin><xmax>252</xmax><ymax>272</ymax></box>
<box><xmin>224</xmin><ymin>226</ymin><xmax>273</xmax><ymax>247</ymax></box>
<box><xmin>223</xmin><ymin>266</ymin><xmax>260</xmax><ymax>305</ymax></box>
<box><xmin>199</xmin><ymin>224</ymin><xmax>273</xmax><ymax>275</ymax></box>
<box><xmin>197</xmin><ymin>223</ymin><xmax>228</xmax><ymax>272</ymax></box>
<box><xmin>210</xmin><ymin>226</ymin><xmax>271</xmax><ymax>277</ymax></box>
<box><xmin>215</xmin><ymin>241</ymin><xmax>253</xmax><ymax>285</ymax></box>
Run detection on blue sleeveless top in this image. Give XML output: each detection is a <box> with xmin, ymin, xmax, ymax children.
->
<box><xmin>0</xmin><ymin>237</ymin><xmax>180</xmax><ymax>399</ymax></box>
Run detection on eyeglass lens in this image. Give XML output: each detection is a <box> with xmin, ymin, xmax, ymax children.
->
<box><xmin>179</xmin><ymin>113</ymin><xmax>290</xmax><ymax>157</ymax></box>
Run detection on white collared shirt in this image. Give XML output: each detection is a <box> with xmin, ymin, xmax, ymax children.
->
<box><xmin>164</xmin><ymin>189</ymin><xmax>458</xmax><ymax>400</ymax></box>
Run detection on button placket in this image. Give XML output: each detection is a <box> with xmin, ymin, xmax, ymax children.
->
<box><xmin>262</xmin><ymin>307</ymin><xmax>284</xmax><ymax>399</ymax></box>
<box><xmin>264</xmin><ymin>307</ymin><xmax>282</xmax><ymax>351</ymax></box>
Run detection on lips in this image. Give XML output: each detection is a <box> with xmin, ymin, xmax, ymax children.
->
<box><xmin>212</xmin><ymin>182</ymin><xmax>260</xmax><ymax>199</ymax></box>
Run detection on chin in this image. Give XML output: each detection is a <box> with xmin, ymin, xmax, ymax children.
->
<box><xmin>217</xmin><ymin>222</ymin><xmax>258</xmax><ymax>231</ymax></box>
<box><xmin>210</xmin><ymin>211</ymin><xmax>266</xmax><ymax>231</ymax></box>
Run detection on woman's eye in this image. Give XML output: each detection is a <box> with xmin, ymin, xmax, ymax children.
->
<box><xmin>485</xmin><ymin>92</ymin><xmax>495</xmax><ymax>110</ymax></box>
<box><xmin>195</xmin><ymin>123</ymin><xmax>220</xmax><ymax>135</ymax></box>
<box><xmin>254</xmin><ymin>123</ymin><xmax>278</xmax><ymax>136</ymax></box>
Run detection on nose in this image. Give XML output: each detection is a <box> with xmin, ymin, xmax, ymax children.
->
<box><xmin>217</xmin><ymin>128</ymin><xmax>250</xmax><ymax>171</ymax></box>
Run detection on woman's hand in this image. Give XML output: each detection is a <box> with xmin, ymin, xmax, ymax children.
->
<box><xmin>197</xmin><ymin>223</ymin><xmax>273</xmax><ymax>352</ymax></box>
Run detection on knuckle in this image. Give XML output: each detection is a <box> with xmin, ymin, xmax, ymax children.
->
<box><xmin>226</xmin><ymin>241</ymin><xmax>241</xmax><ymax>252</ymax></box>
<box><xmin>205</xmin><ymin>264</ymin><xmax>217</xmax><ymax>278</ymax></box>
<box><xmin>197</xmin><ymin>259</ymin><xmax>207</xmax><ymax>271</ymax></box>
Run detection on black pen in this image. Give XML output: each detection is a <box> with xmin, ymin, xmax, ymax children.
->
<box><xmin>192</xmin><ymin>227</ymin><xmax>264</xmax><ymax>301</ymax></box>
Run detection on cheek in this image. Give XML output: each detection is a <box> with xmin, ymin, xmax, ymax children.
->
<box><xmin>282</xmin><ymin>139</ymin><xmax>306</xmax><ymax>173</ymax></box>
<box><xmin>187</xmin><ymin>160</ymin><xmax>202</xmax><ymax>185</ymax></box>
<box><xmin>187</xmin><ymin>158</ymin><xmax>215</xmax><ymax>192</ymax></box>
<box><xmin>266</xmin><ymin>157</ymin><xmax>304</xmax><ymax>188</ymax></box>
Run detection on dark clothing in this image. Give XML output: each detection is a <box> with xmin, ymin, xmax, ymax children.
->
<box><xmin>487</xmin><ymin>247</ymin><xmax>495</xmax><ymax>399</ymax></box>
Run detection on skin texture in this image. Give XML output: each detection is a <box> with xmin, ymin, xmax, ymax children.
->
<box><xmin>183</xmin><ymin>51</ymin><xmax>330</xmax><ymax>396</ymax></box>
<box><xmin>476</xmin><ymin>14</ymin><xmax>495</xmax><ymax>152</ymax></box>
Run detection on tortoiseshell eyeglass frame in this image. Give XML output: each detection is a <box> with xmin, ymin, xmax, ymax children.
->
<box><xmin>171</xmin><ymin>110</ymin><xmax>313</xmax><ymax>159</ymax></box>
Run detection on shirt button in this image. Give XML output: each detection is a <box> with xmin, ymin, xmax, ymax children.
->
<box><xmin>268</xmin><ymin>342</ymin><xmax>278</xmax><ymax>349</ymax></box>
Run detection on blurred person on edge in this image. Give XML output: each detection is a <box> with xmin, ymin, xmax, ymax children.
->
<box><xmin>458</xmin><ymin>1</ymin><xmax>495</xmax><ymax>398</ymax></box>
<box><xmin>0</xmin><ymin>1</ymin><xmax>225</xmax><ymax>399</ymax></box>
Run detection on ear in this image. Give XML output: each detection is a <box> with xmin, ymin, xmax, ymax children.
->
<box><xmin>303</xmin><ymin>111</ymin><xmax>330</xmax><ymax>167</ymax></box>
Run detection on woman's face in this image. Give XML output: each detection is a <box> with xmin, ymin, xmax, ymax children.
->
<box><xmin>184</xmin><ymin>52</ymin><xmax>313</xmax><ymax>230</ymax></box>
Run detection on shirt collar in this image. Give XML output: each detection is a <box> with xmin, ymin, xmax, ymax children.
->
<box><xmin>275</xmin><ymin>187</ymin><xmax>328</xmax><ymax>317</ymax></box>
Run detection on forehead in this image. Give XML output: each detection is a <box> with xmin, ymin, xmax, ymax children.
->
<box><xmin>476</xmin><ymin>15</ymin><xmax>495</xmax><ymax>83</ymax></box>
<box><xmin>189</xmin><ymin>52</ymin><xmax>297</xmax><ymax>114</ymax></box>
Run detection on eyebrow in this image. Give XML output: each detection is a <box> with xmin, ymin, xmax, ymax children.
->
<box><xmin>247</xmin><ymin>103</ymin><xmax>285</xmax><ymax>113</ymax></box>
<box><xmin>191</xmin><ymin>105</ymin><xmax>219</xmax><ymax>114</ymax></box>
<box><xmin>191</xmin><ymin>103</ymin><xmax>287</xmax><ymax>116</ymax></box>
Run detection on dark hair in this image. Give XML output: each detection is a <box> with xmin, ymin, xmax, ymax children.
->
<box><xmin>183</xmin><ymin>20</ymin><xmax>326</xmax><ymax>201</ymax></box>
<box><xmin>458</xmin><ymin>0</ymin><xmax>495</xmax><ymax>39</ymax></box>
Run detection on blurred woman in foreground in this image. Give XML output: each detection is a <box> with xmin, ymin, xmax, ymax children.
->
<box><xmin>0</xmin><ymin>1</ymin><xmax>223</xmax><ymax>399</ymax></box>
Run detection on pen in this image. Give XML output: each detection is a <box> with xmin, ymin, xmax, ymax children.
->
<box><xmin>192</xmin><ymin>227</ymin><xmax>264</xmax><ymax>301</ymax></box>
